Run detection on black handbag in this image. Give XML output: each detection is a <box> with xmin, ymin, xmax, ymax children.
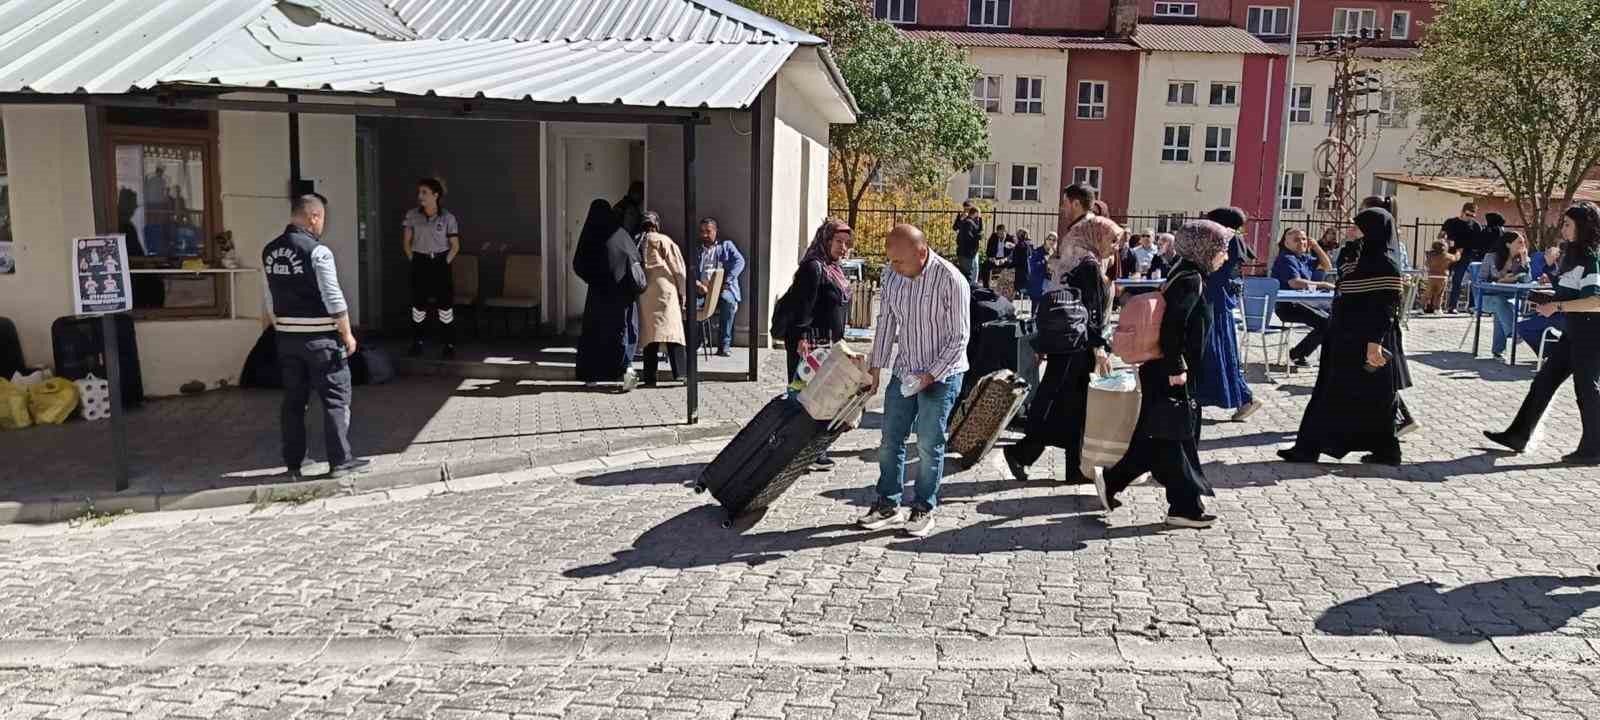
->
<box><xmin>1142</xmin><ymin>392</ymin><xmax>1197</xmax><ymax>441</ymax></box>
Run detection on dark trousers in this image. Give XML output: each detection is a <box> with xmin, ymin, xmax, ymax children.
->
<box><xmin>1102</xmin><ymin>367</ymin><xmax>1209</xmax><ymax>517</ymax></box>
<box><xmin>1009</xmin><ymin>352</ymin><xmax>1090</xmax><ymax>468</ymax></box>
<box><xmin>1276</xmin><ymin>303</ymin><xmax>1330</xmax><ymax>359</ymax></box>
<box><xmin>410</xmin><ymin>253</ymin><xmax>455</xmax><ymax>345</ymax></box>
<box><xmin>1504</xmin><ymin>315</ymin><xmax>1600</xmax><ymax>456</ymax></box>
<box><xmin>1446</xmin><ymin>259</ymin><xmax>1472</xmax><ymax>311</ymax></box>
<box><xmin>276</xmin><ymin>332</ymin><xmax>353</xmax><ymax>470</ymax></box>
<box><xmin>643</xmin><ymin>342</ymin><xmax>684</xmax><ymax>381</ymax></box>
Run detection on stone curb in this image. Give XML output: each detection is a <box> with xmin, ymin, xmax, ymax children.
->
<box><xmin>2</xmin><ymin>632</ymin><xmax>1596</xmax><ymax>671</ymax></box>
<box><xmin>0</xmin><ymin>422</ymin><xmax>740</xmax><ymax>527</ymax></box>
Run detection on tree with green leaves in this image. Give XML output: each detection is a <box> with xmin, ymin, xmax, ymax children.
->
<box><xmin>1409</xmin><ymin>0</ymin><xmax>1600</xmax><ymax>240</ymax></box>
<box><xmin>736</xmin><ymin>0</ymin><xmax>990</xmax><ymax>228</ymax></box>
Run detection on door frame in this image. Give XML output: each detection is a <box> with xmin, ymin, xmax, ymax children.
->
<box><xmin>541</xmin><ymin>122</ymin><xmax>648</xmax><ymax>335</ymax></box>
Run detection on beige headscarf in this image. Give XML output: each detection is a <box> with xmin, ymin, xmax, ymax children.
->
<box><xmin>1047</xmin><ymin>213</ymin><xmax>1122</xmax><ymax>310</ymax></box>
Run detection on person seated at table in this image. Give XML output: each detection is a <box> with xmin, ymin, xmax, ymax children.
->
<box><xmin>1421</xmin><ymin>241</ymin><xmax>1458</xmax><ymax>314</ymax></box>
<box><xmin>1531</xmin><ymin>240</ymin><xmax>1563</xmax><ymax>285</ymax></box>
<box><xmin>1271</xmin><ymin>227</ymin><xmax>1335</xmax><ymax>366</ymax></box>
<box><xmin>1149</xmin><ymin>232</ymin><xmax>1178</xmax><ymax>278</ymax></box>
<box><xmin>1516</xmin><ymin>240</ymin><xmax>1565</xmax><ymax>352</ymax></box>
<box><xmin>1481</xmin><ymin>231</ymin><xmax>1531</xmax><ymax>359</ymax></box>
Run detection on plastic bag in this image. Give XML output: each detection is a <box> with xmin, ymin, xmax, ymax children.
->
<box><xmin>0</xmin><ymin>380</ymin><xmax>30</xmax><ymax>430</ymax></box>
<box><xmin>27</xmin><ymin>377</ymin><xmax>80</xmax><ymax>425</ymax></box>
<box><xmin>797</xmin><ymin>344</ymin><xmax>873</xmax><ymax>421</ymax></box>
<box><xmin>1089</xmin><ymin>369</ymin><xmax>1138</xmax><ymax>393</ymax></box>
<box><xmin>10</xmin><ymin>369</ymin><xmax>49</xmax><ymax>388</ymax></box>
<box><xmin>76</xmin><ymin>373</ymin><xmax>111</xmax><ymax>421</ymax></box>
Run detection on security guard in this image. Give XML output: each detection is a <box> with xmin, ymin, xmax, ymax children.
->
<box><xmin>263</xmin><ymin>194</ymin><xmax>369</xmax><ymax>480</ymax></box>
<box><xmin>403</xmin><ymin>178</ymin><xmax>461</xmax><ymax>358</ymax></box>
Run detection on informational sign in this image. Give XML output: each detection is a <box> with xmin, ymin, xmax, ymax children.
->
<box><xmin>71</xmin><ymin>234</ymin><xmax>133</xmax><ymax>316</ymax></box>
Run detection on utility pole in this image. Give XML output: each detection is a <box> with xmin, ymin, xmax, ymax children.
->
<box><xmin>1306</xmin><ymin>26</ymin><xmax>1389</xmax><ymax>233</ymax></box>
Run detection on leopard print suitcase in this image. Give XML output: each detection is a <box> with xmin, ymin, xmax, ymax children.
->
<box><xmin>947</xmin><ymin>370</ymin><xmax>1028</xmax><ymax>470</ymax></box>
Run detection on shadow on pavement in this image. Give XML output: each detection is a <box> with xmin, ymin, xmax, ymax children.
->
<box><xmin>1407</xmin><ymin>350</ymin><xmax>1530</xmax><ymax>383</ymax></box>
<box><xmin>1203</xmin><ymin>449</ymin><xmax>1514</xmax><ymax>488</ymax></box>
<box><xmin>1199</xmin><ymin>431</ymin><xmax>1295</xmax><ymax>452</ymax></box>
<box><xmin>417</xmin><ymin>422</ymin><xmax>682</xmax><ymax>446</ymax></box>
<box><xmin>575</xmin><ymin>463</ymin><xmax>707</xmax><ymax>487</ymax></box>
<box><xmin>1315</xmin><ymin>576</ymin><xmax>1600</xmax><ymax>638</ymax></box>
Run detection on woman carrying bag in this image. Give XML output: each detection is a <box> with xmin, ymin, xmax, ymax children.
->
<box><xmin>1092</xmin><ymin>220</ymin><xmax>1233</xmax><ymax>529</ymax></box>
<box><xmin>636</xmin><ymin>212</ymin><xmax>688</xmax><ymax>387</ymax></box>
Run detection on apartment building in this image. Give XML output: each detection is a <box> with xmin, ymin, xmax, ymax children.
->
<box><xmin>877</xmin><ymin>0</ymin><xmax>1436</xmax><ymax>227</ymax></box>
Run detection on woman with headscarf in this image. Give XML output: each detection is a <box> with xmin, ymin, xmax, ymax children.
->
<box><xmin>1092</xmin><ymin>220</ymin><xmax>1232</xmax><ymax>528</ymax></box>
<box><xmin>574</xmin><ymin>198</ymin><xmax>645</xmax><ymax>390</ymax></box>
<box><xmin>1195</xmin><ymin>207</ymin><xmax>1261</xmax><ymax>421</ymax></box>
<box><xmin>782</xmin><ymin>218</ymin><xmax>855</xmax><ymax>471</ymax></box>
<box><xmin>1278</xmin><ymin>207</ymin><xmax>1411</xmax><ymax>466</ymax></box>
<box><xmin>1004</xmin><ymin>215</ymin><xmax>1118</xmax><ymax>483</ymax></box>
<box><xmin>636</xmin><ymin>212</ymin><xmax>688</xmax><ymax>387</ymax></box>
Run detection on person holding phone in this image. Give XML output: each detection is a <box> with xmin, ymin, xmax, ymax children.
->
<box><xmin>1485</xmin><ymin>202</ymin><xmax>1600</xmax><ymax>465</ymax></box>
<box><xmin>1279</xmin><ymin>206</ymin><xmax>1411</xmax><ymax>467</ymax></box>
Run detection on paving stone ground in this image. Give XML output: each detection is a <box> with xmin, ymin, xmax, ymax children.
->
<box><xmin>3</xmin><ymin>314</ymin><xmax>1599</xmax><ymax>718</ymax></box>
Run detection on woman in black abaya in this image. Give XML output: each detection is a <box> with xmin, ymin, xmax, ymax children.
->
<box><xmin>1279</xmin><ymin>207</ymin><xmax>1411</xmax><ymax>466</ymax></box>
<box><xmin>573</xmin><ymin>199</ymin><xmax>644</xmax><ymax>390</ymax></box>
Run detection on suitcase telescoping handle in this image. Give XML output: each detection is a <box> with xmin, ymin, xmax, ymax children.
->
<box><xmin>824</xmin><ymin>389</ymin><xmax>872</xmax><ymax>433</ymax></box>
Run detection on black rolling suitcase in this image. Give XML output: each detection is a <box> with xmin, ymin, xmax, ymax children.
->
<box><xmin>695</xmin><ymin>393</ymin><xmax>867</xmax><ymax>522</ymax></box>
<box><xmin>0</xmin><ymin>316</ymin><xmax>22</xmax><ymax>379</ymax></box>
<box><xmin>51</xmin><ymin>314</ymin><xmax>143</xmax><ymax>407</ymax></box>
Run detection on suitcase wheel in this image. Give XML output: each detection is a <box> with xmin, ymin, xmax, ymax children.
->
<box><xmin>692</xmin><ymin>482</ymin><xmax>706</xmax><ymax>494</ymax></box>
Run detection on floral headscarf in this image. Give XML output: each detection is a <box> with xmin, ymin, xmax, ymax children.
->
<box><xmin>1173</xmin><ymin>220</ymin><xmax>1233</xmax><ymax>268</ymax></box>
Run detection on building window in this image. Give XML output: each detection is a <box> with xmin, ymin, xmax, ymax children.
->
<box><xmin>1378</xmin><ymin>90</ymin><xmax>1408</xmax><ymax>128</ymax></box>
<box><xmin>1280</xmin><ymin>171</ymin><xmax>1306</xmax><ymax>211</ymax></box>
<box><xmin>968</xmin><ymin>0</ymin><xmax>1011</xmax><ymax>27</ymax></box>
<box><xmin>1010</xmin><ymin>164</ymin><xmax>1041</xmax><ymax>202</ymax></box>
<box><xmin>1246</xmin><ymin>6</ymin><xmax>1291</xmax><ymax>36</ymax></box>
<box><xmin>1389</xmin><ymin>10</ymin><xmax>1410</xmax><ymax>40</ymax></box>
<box><xmin>1161</xmin><ymin>125</ymin><xmax>1192</xmax><ymax>163</ymax></box>
<box><xmin>1156</xmin><ymin>213</ymin><xmax>1187</xmax><ymax>233</ymax></box>
<box><xmin>1204</xmin><ymin>126</ymin><xmax>1234</xmax><ymax>163</ymax></box>
<box><xmin>1208</xmin><ymin>83</ymin><xmax>1239</xmax><ymax>107</ymax></box>
<box><xmin>874</xmin><ymin>0</ymin><xmax>917</xmax><ymax>23</ymax></box>
<box><xmin>0</xmin><ymin>109</ymin><xmax>10</xmax><ymax>273</ymax></box>
<box><xmin>1077</xmin><ymin>80</ymin><xmax>1107</xmax><ymax>119</ymax></box>
<box><xmin>973</xmin><ymin>75</ymin><xmax>1002</xmax><ymax>113</ymax></box>
<box><xmin>1373</xmin><ymin>177</ymin><xmax>1397</xmax><ymax>198</ymax></box>
<box><xmin>1014</xmin><ymin>77</ymin><xmax>1044</xmax><ymax>114</ymax></box>
<box><xmin>1154</xmin><ymin>2</ymin><xmax>1198</xmax><ymax>18</ymax></box>
<box><xmin>1289</xmin><ymin>85</ymin><xmax>1313</xmax><ymax>124</ymax></box>
<box><xmin>1167</xmin><ymin>81</ymin><xmax>1197</xmax><ymax>106</ymax></box>
<box><xmin>1324</xmin><ymin>87</ymin><xmax>1340</xmax><ymax>126</ymax></box>
<box><xmin>1072</xmin><ymin>166</ymin><xmax>1103</xmax><ymax>192</ymax></box>
<box><xmin>968</xmin><ymin>163</ymin><xmax>997</xmax><ymax>200</ymax></box>
<box><xmin>1333</xmin><ymin>8</ymin><xmax>1377</xmax><ymax>37</ymax></box>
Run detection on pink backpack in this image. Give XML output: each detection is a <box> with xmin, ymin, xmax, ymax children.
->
<box><xmin>1111</xmin><ymin>272</ymin><xmax>1198</xmax><ymax>364</ymax></box>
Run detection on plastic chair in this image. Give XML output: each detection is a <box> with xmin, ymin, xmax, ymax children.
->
<box><xmin>484</xmin><ymin>254</ymin><xmax>541</xmax><ymax>338</ymax></box>
<box><xmin>1455</xmin><ymin>261</ymin><xmax>1486</xmax><ymax>350</ymax></box>
<box><xmin>1238</xmin><ymin>277</ymin><xmax>1286</xmax><ymax>381</ymax></box>
<box><xmin>1537</xmin><ymin>327</ymin><xmax>1563</xmax><ymax>371</ymax></box>
<box><xmin>450</xmin><ymin>255</ymin><xmax>480</xmax><ymax>338</ymax></box>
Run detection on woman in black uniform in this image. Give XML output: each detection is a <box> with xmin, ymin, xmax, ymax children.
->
<box><xmin>1484</xmin><ymin>202</ymin><xmax>1600</xmax><ymax>465</ymax></box>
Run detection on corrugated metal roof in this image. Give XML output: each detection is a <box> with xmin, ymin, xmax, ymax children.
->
<box><xmin>382</xmin><ymin>0</ymin><xmax>821</xmax><ymax>43</ymax></box>
<box><xmin>1275</xmin><ymin>43</ymin><xmax>1420</xmax><ymax>60</ymax></box>
<box><xmin>317</xmin><ymin>0</ymin><xmax>418</xmax><ymax>40</ymax></box>
<box><xmin>903</xmin><ymin>30</ymin><xmax>1137</xmax><ymax>52</ymax></box>
<box><xmin>1133</xmin><ymin>24</ymin><xmax>1279</xmax><ymax>55</ymax></box>
<box><xmin>172</xmin><ymin>38</ymin><xmax>795</xmax><ymax>109</ymax></box>
<box><xmin>1376</xmin><ymin>174</ymin><xmax>1600</xmax><ymax>203</ymax></box>
<box><xmin>0</xmin><ymin>0</ymin><xmax>273</xmax><ymax>93</ymax></box>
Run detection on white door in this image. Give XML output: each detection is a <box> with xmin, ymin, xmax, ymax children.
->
<box><xmin>563</xmin><ymin>138</ymin><xmax>634</xmax><ymax>330</ymax></box>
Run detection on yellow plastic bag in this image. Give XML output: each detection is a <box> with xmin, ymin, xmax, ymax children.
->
<box><xmin>27</xmin><ymin>377</ymin><xmax>80</xmax><ymax>425</ymax></box>
<box><xmin>0</xmin><ymin>380</ymin><xmax>30</xmax><ymax>430</ymax></box>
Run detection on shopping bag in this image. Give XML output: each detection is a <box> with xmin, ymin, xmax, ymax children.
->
<box><xmin>1076</xmin><ymin>370</ymin><xmax>1141</xmax><ymax>479</ymax></box>
<box><xmin>76</xmin><ymin>373</ymin><xmax>112</xmax><ymax>421</ymax></box>
<box><xmin>0</xmin><ymin>380</ymin><xmax>30</xmax><ymax>430</ymax></box>
<box><xmin>27</xmin><ymin>377</ymin><xmax>80</xmax><ymax>425</ymax></box>
<box><xmin>797</xmin><ymin>343</ymin><xmax>872</xmax><ymax>421</ymax></box>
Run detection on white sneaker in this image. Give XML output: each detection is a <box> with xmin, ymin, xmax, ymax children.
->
<box><xmin>904</xmin><ymin>508</ymin><xmax>936</xmax><ymax>537</ymax></box>
<box><xmin>858</xmin><ymin>502</ymin><xmax>907</xmax><ymax>530</ymax></box>
<box><xmin>1231</xmin><ymin>399</ymin><xmax>1263</xmax><ymax>422</ymax></box>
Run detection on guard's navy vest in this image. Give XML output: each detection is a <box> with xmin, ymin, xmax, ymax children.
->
<box><xmin>263</xmin><ymin>225</ymin><xmax>336</xmax><ymax>333</ymax></box>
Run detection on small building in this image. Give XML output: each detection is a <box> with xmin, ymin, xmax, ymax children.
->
<box><xmin>1376</xmin><ymin>173</ymin><xmax>1600</xmax><ymax>238</ymax></box>
<box><xmin>0</xmin><ymin>0</ymin><xmax>855</xmax><ymax>397</ymax></box>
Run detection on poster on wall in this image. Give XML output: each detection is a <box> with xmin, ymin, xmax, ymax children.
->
<box><xmin>71</xmin><ymin>234</ymin><xmax>133</xmax><ymax>315</ymax></box>
<box><xmin>0</xmin><ymin>241</ymin><xmax>13</xmax><ymax>275</ymax></box>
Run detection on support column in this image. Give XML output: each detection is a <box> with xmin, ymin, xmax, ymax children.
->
<box><xmin>683</xmin><ymin>119</ymin><xmax>700</xmax><ymax>425</ymax></box>
<box><xmin>746</xmin><ymin>95</ymin><xmax>763</xmax><ymax>381</ymax></box>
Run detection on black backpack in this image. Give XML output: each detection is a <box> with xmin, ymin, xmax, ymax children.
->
<box><xmin>969</xmin><ymin>287</ymin><xmax>1015</xmax><ymax>328</ymax></box>
<box><xmin>1031</xmin><ymin>285</ymin><xmax>1090</xmax><ymax>355</ymax></box>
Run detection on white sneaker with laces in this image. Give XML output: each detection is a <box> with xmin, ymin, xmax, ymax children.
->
<box><xmin>858</xmin><ymin>503</ymin><xmax>907</xmax><ymax>530</ymax></box>
<box><xmin>905</xmin><ymin>508</ymin><xmax>936</xmax><ymax>537</ymax></box>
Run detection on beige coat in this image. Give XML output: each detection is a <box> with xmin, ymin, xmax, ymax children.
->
<box><xmin>638</xmin><ymin>232</ymin><xmax>687</xmax><ymax>346</ymax></box>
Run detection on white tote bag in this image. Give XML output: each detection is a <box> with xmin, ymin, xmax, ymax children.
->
<box><xmin>797</xmin><ymin>343</ymin><xmax>873</xmax><ymax>421</ymax></box>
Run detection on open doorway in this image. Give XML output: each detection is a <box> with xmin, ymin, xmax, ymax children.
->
<box><xmin>550</xmin><ymin>127</ymin><xmax>646</xmax><ymax>335</ymax></box>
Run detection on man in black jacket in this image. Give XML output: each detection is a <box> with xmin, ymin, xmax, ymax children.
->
<box><xmin>1441</xmin><ymin>202</ymin><xmax>1483</xmax><ymax>313</ymax></box>
<box><xmin>952</xmin><ymin>201</ymin><xmax>983</xmax><ymax>287</ymax></box>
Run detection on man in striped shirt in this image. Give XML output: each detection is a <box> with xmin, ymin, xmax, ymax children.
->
<box><xmin>859</xmin><ymin>224</ymin><xmax>971</xmax><ymax>538</ymax></box>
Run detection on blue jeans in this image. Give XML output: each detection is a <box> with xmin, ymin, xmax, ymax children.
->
<box><xmin>1484</xmin><ymin>295</ymin><xmax>1516</xmax><ymax>355</ymax></box>
<box><xmin>716</xmin><ymin>297</ymin><xmax>738</xmax><ymax>352</ymax></box>
<box><xmin>876</xmin><ymin>372</ymin><xmax>964</xmax><ymax>511</ymax></box>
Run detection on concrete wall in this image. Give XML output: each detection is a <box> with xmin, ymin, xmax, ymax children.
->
<box><xmin>0</xmin><ymin>105</ymin><xmax>95</xmax><ymax>368</ymax></box>
<box><xmin>1127</xmin><ymin>51</ymin><xmax>1245</xmax><ymax>214</ymax></box>
<box><xmin>907</xmin><ymin>0</ymin><xmax>1112</xmax><ymax>30</ymax></box>
<box><xmin>1062</xmin><ymin>49</ymin><xmax>1143</xmax><ymax>216</ymax></box>
<box><xmin>372</xmin><ymin>117</ymin><xmax>541</xmax><ymax>332</ymax></box>
<box><xmin>1281</xmin><ymin>59</ymin><xmax>1422</xmax><ymax>215</ymax></box>
<box><xmin>0</xmin><ymin>100</ymin><xmax>359</xmax><ymax>396</ymax></box>
<box><xmin>944</xmin><ymin>47</ymin><xmax>1070</xmax><ymax>211</ymax></box>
